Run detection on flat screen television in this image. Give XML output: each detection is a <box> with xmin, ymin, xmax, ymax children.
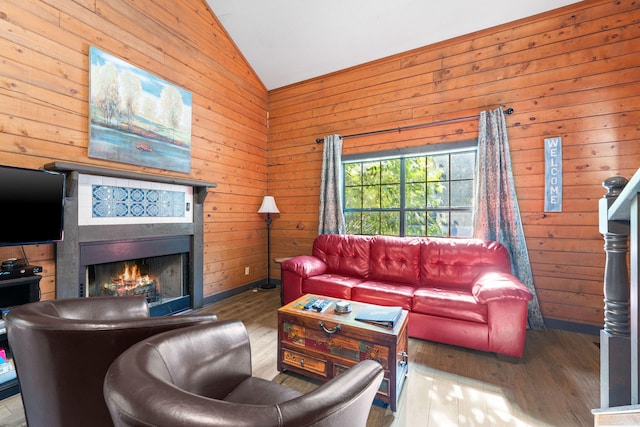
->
<box><xmin>0</xmin><ymin>165</ymin><xmax>65</xmax><ymax>246</ymax></box>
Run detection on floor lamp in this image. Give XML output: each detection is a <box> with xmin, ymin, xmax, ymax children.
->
<box><xmin>258</xmin><ymin>196</ymin><xmax>279</xmax><ymax>290</ymax></box>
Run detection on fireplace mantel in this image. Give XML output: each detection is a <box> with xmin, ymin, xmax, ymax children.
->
<box><xmin>46</xmin><ymin>162</ymin><xmax>216</xmax><ymax>312</ymax></box>
<box><xmin>44</xmin><ymin>161</ymin><xmax>217</xmax><ymax>202</ymax></box>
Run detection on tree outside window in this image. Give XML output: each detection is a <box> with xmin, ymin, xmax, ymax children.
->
<box><xmin>343</xmin><ymin>148</ymin><xmax>475</xmax><ymax>237</ymax></box>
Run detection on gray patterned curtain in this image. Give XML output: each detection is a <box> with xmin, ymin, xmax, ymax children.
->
<box><xmin>318</xmin><ymin>134</ymin><xmax>346</xmax><ymax>234</ymax></box>
<box><xmin>473</xmin><ymin>108</ymin><xmax>545</xmax><ymax>330</ymax></box>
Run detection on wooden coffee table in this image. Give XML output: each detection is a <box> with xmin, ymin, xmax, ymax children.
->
<box><xmin>277</xmin><ymin>294</ymin><xmax>409</xmax><ymax>411</ymax></box>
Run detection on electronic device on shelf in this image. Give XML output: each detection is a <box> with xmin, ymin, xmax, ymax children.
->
<box><xmin>1</xmin><ymin>258</ymin><xmax>27</xmax><ymax>272</ymax></box>
<box><xmin>0</xmin><ymin>265</ymin><xmax>42</xmax><ymax>280</ymax></box>
<box><xmin>0</xmin><ymin>258</ymin><xmax>42</xmax><ymax>280</ymax></box>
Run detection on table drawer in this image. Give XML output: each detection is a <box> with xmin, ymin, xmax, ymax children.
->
<box><xmin>282</xmin><ymin>320</ymin><xmax>391</xmax><ymax>370</ymax></box>
<box><xmin>282</xmin><ymin>348</ymin><xmax>328</xmax><ymax>377</ymax></box>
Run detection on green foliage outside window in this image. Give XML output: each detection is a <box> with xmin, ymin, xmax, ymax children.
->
<box><xmin>343</xmin><ymin>149</ymin><xmax>475</xmax><ymax>237</ymax></box>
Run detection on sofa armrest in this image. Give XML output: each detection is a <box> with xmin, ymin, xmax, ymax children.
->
<box><xmin>281</xmin><ymin>256</ymin><xmax>329</xmax><ymax>304</ymax></box>
<box><xmin>472</xmin><ymin>272</ymin><xmax>533</xmax><ymax>304</ymax></box>
<box><xmin>281</xmin><ymin>255</ymin><xmax>328</xmax><ymax>279</ymax></box>
<box><xmin>473</xmin><ymin>272</ymin><xmax>532</xmax><ymax>357</ymax></box>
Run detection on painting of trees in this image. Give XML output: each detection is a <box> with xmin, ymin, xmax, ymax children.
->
<box><xmin>88</xmin><ymin>46</ymin><xmax>192</xmax><ymax>173</ymax></box>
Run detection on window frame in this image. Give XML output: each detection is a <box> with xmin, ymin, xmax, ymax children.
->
<box><xmin>342</xmin><ymin>140</ymin><xmax>477</xmax><ymax>237</ymax></box>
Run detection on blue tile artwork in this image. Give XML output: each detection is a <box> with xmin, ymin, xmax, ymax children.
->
<box><xmin>92</xmin><ymin>184</ymin><xmax>186</xmax><ymax>218</ymax></box>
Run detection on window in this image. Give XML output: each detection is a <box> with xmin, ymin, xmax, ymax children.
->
<box><xmin>343</xmin><ymin>142</ymin><xmax>476</xmax><ymax>237</ymax></box>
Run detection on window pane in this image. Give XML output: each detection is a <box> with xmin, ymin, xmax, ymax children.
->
<box><xmin>362</xmin><ymin>211</ymin><xmax>381</xmax><ymax>235</ymax></box>
<box><xmin>429</xmin><ymin>155</ymin><xmax>449</xmax><ymax>181</ymax></box>
<box><xmin>344</xmin><ymin>187</ymin><xmax>362</xmax><ymax>209</ymax></box>
<box><xmin>381</xmin><ymin>184</ymin><xmax>400</xmax><ymax>208</ymax></box>
<box><xmin>450</xmin><ymin>180</ymin><xmax>472</xmax><ymax>208</ymax></box>
<box><xmin>380</xmin><ymin>211</ymin><xmax>400</xmax><ymax>236</ymax></box>
<box><xmin>343</xmin><ymin>146</ymin><xmax>476</xmax><ymax>238</ymax></box>
<box><xmin>406</xmin><ymin>182</ymin><xmax>426</xmax><ymax>208</ymax></box>
<box><xmin>427</xmin><ymin>182</ymin><xmax>449</xmax><ymax>208</ymax></box>
<box><xmin>362</xmin><ymin>185</ymin><xmax>380</xmax><ymax>209</ymax></box>
<box><xmin>451</xmin><ymin>152</ymin><xmax>475</xmax><ymax>180</ymax></box>
<box><xmin>405</xmin><ymin>211</ymin><xmax>426</xmax><ymax>236</ymax></box>
<box><xmin>344</xmin><ymin>163</ymin><xmax>362</xmax><ymax>186</ymax></box>
<box><xmin>362</xmin><ymin>162</ymin><xmax>380</xmax><ymax>186</ymax></box>
<box><xmin>405</xmin><ymin>157</ymin><xmax>426</xmax><ymax>182</ymax></box>
<box><xmin>427</xmin><ymin>211</ymin><xmax>448</xmax><ymax>237</ymax></box>
<box><xmin>381</xmin><ymin>159</ymin><xmax>400</xmax><ymax>184</ymax></box>
<box><xmin>451</xmin><ymin>211</ymin><xmax>472</xmax><ymax>237</ymax></box>
<box><xmin>345</xmin><ymin>212</ymin><xmax>362</xmax><ymax>234</ymax></box>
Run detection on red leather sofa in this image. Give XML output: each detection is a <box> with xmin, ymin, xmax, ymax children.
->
<box><xmin>281</xmin><ymin>234</ymin><xmax>533</xmax><ymax>358</ymax></box>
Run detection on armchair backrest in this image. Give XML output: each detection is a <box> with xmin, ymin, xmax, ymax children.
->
<box><xmin>104</xmin><ymin>320</ymin><xmax>384</xmax><ymax>427</ymax></box>
<box><xmin>6</xmin><ymin>296</ymin><xmax>218</xmax><ymax>427</ymax></box>
<box><xmin>129</xmin><ymin>319</ymin><xmax>253</xmax><ymax>399</ymax></box>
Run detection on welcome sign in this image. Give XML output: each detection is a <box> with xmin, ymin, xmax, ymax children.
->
<box><xmin>544</xmin><ymin>137</ymin><xmax>562</xmax><ymax>212</ymax></box>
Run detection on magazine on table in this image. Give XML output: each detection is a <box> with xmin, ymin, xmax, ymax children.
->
<box><xmin>355</xmin><ymin>306</ymin><xmax>403</xmax><ymax>328</ymax></box>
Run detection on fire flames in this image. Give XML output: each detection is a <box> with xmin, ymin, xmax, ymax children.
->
<box><xmin>104</xmin><ymin>262</ymin><xmax>158</xmax><ymax>296</ymax></box>
<box><xmin>120</xmin><ymin>262</ymin><xmax>144</xmax><ymax>283</ymax></box>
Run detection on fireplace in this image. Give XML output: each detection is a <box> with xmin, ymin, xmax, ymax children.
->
<box><xmin>80</xmin><ymin>236</ymin><xmax>191</xmax><ymax>316</ymax></box>
<box><xmin>89</xmin><ymin>255</ymin><xmax>181</xmax><ymax>302</ymax></box>
<box><xmin>46</xmin><ymin>162</ymin><xmax>217</xmax><ymax>316</ymax></box>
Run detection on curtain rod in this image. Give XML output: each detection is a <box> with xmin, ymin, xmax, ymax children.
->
<box><xmin>315</xmin><ymin>107</ymin><xmax>514</xmax><ymax>143</ymax></box>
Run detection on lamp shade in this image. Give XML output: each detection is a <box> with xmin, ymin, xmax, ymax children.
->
<box><xmin>258</xmin><ymin>196</ymin><xmax>280</xmax><ymax>214</ymax></box>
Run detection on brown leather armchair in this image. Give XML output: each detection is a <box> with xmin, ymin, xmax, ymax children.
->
<box><xmin>104</xmin><ymin>320</ymin><xmax>384</xmax><ymax>427</ymax></box>
<box><xmin>5</xmin><ymin>296</ymin><xmax>218</xmax><ymax>427</ymax></box>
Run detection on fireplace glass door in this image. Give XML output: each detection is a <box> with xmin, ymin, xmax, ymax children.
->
<box><xmin>87</xmin><ymin>253</ymin><xmax>187</xmax><ymax>309</ymax></box>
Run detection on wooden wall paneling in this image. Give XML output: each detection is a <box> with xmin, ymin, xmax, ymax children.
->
<box><xmin>267</xmin><ymin>0</ymin><xmax>640</xmax><ymax>328</ymax></box>
<box><xmin>267</xmin><ymin>1</ymin><xmax>638</xmax><ymax>140</ymax></box>
<box><xmin>1</xmin><ymin>0</ymin><xmax>638</xmax><ymax>324</ymax></box>
<box><xmin>0</xmin><ymin>0</ymin><xmax>269</xmax><ymax>300</ymax></box>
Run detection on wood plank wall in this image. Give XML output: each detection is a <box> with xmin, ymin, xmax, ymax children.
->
<box><xmin>267</xmin><ymin>0</ymin><xmax>640</xmax><ymax>328</ymax></box>
<box><xmin>1</xmin><ymin>0</ymin><xmax>638</xmax><ymax>330</ymax></box>
<box><xmin>0</xmin><ymin>0</ymin><xmax>269</xmax><ymax>301</ymax></box>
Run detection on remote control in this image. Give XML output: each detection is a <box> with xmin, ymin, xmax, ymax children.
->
<box><xmin>303</xmin><ymin>298</ymin><xmax>317</xmax><ymax>310</ymax></box>
<box><xmin>313</xmin><ymin>299</ymin><xmax>332</xmax><ymax>312</ymax></box>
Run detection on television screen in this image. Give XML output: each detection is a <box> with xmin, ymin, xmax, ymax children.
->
<box><xmin>0</xmin><ymin>165</ymin><xmax>65</xmax><ymax>246</ymax></box>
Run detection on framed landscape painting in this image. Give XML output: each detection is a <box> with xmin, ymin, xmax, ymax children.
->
<box><xmin>88</xmin><ymin>46</ymin><xmax>192</xmax><ymax>173</ymax></box>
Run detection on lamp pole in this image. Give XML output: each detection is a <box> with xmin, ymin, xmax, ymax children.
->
<box><xmin>262</xmin><ymin>212</ymin><xmax>275</xmax><ymax>289</ymax></box>
<box><xmin>258</xmin><ymin>196</ymin><xmax>279</xmax><ymax>290</ymax></box>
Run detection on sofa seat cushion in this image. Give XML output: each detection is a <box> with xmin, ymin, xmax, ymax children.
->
<box><xmin>412</xmin><ymin>287</ymin><xmax>487</xmax><ymax>324</ymax></box>
<box><xmin>351</xmin><ymin>281</ymin><xmax>414</xmax><ymax>311</ymax></box>
<box><xmin>303</xmin><ymin>274</ymin><xmax>363</xmax><ymax>300</ymax></box>
<box><xmin>224</xmin><ymin>376</ymin><xmax>302</xmax><ymax>405</ymax></box>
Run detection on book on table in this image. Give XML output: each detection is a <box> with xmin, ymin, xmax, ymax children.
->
<box><xmin>355</xmin><ymin>306</ymin><xmax>403</xmax><ymax>328</ymax></box>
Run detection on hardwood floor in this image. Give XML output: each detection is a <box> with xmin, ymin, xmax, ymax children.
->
<box><xmin>0</xmin><ymin>288</ymin><xmax>600</xmax><ymax>426</ymax></box>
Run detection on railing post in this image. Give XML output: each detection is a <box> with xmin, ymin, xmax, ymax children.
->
<box><xmin>599</xmin><ymin>176</ymin><xmax>630</xmax><ymax>408</ymax></box>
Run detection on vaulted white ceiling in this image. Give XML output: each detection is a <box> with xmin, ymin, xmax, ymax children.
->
<box><xmin>206</xmin><ymin>0</ymin><xmax>581</xmax><ymax>90</ymax></box>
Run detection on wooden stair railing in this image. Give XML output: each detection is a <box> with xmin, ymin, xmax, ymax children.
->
<box><xmin>594</xmin><ymin>168</ymin><xmax>640</xmax><ymax>423</ymax></box>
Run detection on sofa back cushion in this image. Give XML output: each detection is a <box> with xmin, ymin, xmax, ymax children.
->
<box><xmin>369</xmin><ymin>236</ymin><xmax>421</xmax><ymax>286</ymax></box>
<box><xmin>420</xmin><ymin>238</ymin><xmax>512</xmax><ymax>288</ymax></box>
<box><xmin>313</xmin><ymin>234</ymin><xmax>372</xmax><ymax>278</ymax></box>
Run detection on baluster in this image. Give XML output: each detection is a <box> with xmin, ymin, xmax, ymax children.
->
<box><xmin>599</xmin><ymin>176</ymin><xmax>630</xmax><ymax>408</ymax></box>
